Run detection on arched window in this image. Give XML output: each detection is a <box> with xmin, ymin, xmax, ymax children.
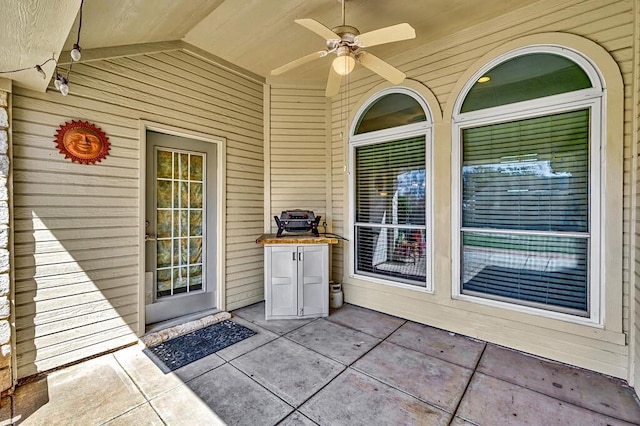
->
<box><xmin>452</xmin><ymin>47</ymin><xmax>603</xmax><ymax>321</ymax></box>
<box><xmin>349</xmin><ymin>88</ymin><xmax>432</xmax><ymax>289</ymax></box>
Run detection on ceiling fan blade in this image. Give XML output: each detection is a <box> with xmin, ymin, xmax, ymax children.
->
<box><xmin>355</xmin><ymin>23</ymin><xmax>416</xmax><ymax>48</ymax></box>
<box><xmin>271</xmin><ymin>50</ymin><xmax>328</xmax><ymax>75</ymax></box>
<box><xmin>357</xmin><ymin>52</ymin><xmax>406</xmax><ymax>84</ymax></box>
<box><xmin>325</xmin><ymin>65</ymin><xmax>342</xmax><ymax>97</ymax></box>
<box><xmin>295</xmin><ymin>18</ymin><xmax>340</xmax><ymax>41</ymax></box>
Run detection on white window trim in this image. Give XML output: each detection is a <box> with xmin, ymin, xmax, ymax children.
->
<box><xmin>451</xmin><ymin>45</ymin><xmax>604</xmax><ymax>117</ymax></box>
<box><xmin>451</xmin><ymin>47</ymin><xmax>605</xmax><ymax>327</ymax></box>
<box><xmin>347</xmin><ymin>87</ymin><xmax>435</xmax><ymax>292</ymax></box>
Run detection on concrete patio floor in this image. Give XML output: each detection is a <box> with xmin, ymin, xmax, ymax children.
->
<box><xmin>2</xmin><ymin>302</ymin><xmax>640</xmax><ymax>425</ymax></box>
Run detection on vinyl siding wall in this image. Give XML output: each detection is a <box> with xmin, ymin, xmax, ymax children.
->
<box><xmin>632</xmin><ymin>0</ymin><xmax>640</xmax><ymax>392</ymax></box>
<box><xmin>266</xmin><ymin>85</ymin><xmax>330</xmax><ymax>232</ymax></box>
<box><xmin>326</xmin><ymin>0</ymin><xmax>634</xmax><ymax>379</ymax></box>
<box><xmin>12</xmin><ymin>50</ymin><xmax>263</xmax><ymax>378</ymax></box>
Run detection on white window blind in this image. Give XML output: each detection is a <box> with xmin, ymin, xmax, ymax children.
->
<box><xmin>461</xmin><ymin>109</ymin><xmax>590</xmax><ymax>314</ymax></box>
<box><xmin>355</xmin><ymin>136</ymin><xmax>427</xmax><ymax>286</ymax></box>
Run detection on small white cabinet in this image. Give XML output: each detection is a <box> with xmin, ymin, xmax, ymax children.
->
<box><xmin>263</xmin><ymin>243</ymin><xmax>329</xmax><ymax>320</ymax></box>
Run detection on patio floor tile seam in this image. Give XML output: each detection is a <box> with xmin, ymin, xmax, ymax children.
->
<box><xmin>280</xmin><ymin>328</ymin><xmax>384</xmax><ymax>368</ymax></box>
<box><xmin>384</xmin><ymin>334</ymin><xmax>488</xmax><ymax>370</ymax></box>
<box><xmin>348</xmin><ymin>341</ymin><xmax>478</xmax><ymax>415</ymax></box>
<box><xmin>230</xmin><ymin>333</ymin><xmax>372</xmax><ymax>415</ymax></box>
<box><xmin>277</xmin><ymin>318</ymin><xmax>483</xmax><ymax>417</ymax></box>
<box><xmin>474</xmin><ymin>345</ymin><xmax>640</xmax><ymax>421</ymax></box>
<box><xmin>325</xmin><ymin>315</ymin><xmax>408</xmax><ymax>340</ymax></box>
<box><xmin>96</xmin><ymin>401</ymin><xmax>158</xmax><ymax>426</ymax></box>
<box><xmin>218</xmin><ymin>328</ymin><xmax>282</xmax><ymax>362</ymax></box>
<box><xmin>268</xmin><ymin>319</ymin><xmax>322</xmax><ymax>336</ymax></box>
<box><xmin>289</xmin><ymin>367</ymin><xmax>357</xmax><ymax>419</ymax></box>
<box><xmin>338</xmin><ymin>365</ymin><xmax>462</xmax><ymax>421</ymax></box>
<box><xmin>448</xmin><ymin>342</ymin><xmax>488</xmax><ymax>422</ymax></box>
<box><xmin>468</xmin><ymin>369</ymin><xmax>639</xmax><ymax>424</ymax></box>
<box><xmin>224</xmin><ymin>356</ymin><xmax>297</xmax><ymax>413</ymax></box>
<box><xmin>344</xmin><ymin>364</ymin><xmax>459</xmax><ymax>416</ymax></box>
<box><xmin>275</xmin><ymin>411</ymin><xmax>321</xmax><ymax>426</ymax></box>
<box><xmin>110</xmin><ymin>353</ymin><xmax>172</xmax><ymax>424</ymax></box>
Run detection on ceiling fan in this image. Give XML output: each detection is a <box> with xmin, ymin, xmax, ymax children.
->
<box><xmin>271</xmin><ymin>0</ymin><xmax>416</xmax><ymax>97</ymax></box>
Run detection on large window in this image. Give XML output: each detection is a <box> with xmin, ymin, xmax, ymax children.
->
<box><xmin>351</xmin><ymin>89</ymin><xmax>431</xmax><ymax>288</ymax></box>
<box><xmin>454</xmin><ymin>49</ymin><xmax>602</xmax><ymax>319</ymax></box>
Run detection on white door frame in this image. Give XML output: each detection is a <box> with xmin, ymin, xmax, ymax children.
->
<box><xmin>138</xmin><ymin>120</ymin><xmax>226</xmax><ymax>335</ymax></box>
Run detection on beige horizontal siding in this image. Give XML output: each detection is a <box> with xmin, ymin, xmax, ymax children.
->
<box><xmin>268</xmin><ymin>85</ymin><xmax>329</xmax><ymax>233</ymax></box>
<box><xmin>13</xmin><ymin>49</ymin><xmax>263</xmax><ymax>378</ymax></box>
<box><xmin>632</xmin><ymin>0</ymin><xmax>640</xmax><ymax>393</ymax></box>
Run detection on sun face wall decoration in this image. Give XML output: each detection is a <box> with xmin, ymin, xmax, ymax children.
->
<box><xmin>54</xmin><ymin>120</ymin><xmax>110</xmax><ymax>164</ymax></box>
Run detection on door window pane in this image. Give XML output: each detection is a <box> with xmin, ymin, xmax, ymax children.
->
<box><xmin>155</xmin><ymin>149</ymin><xmax>206</xmax><ymax>298</ymax></box>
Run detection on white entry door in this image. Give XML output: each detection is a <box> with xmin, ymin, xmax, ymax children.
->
<box><xmin>145</xmin><ymin>131</ymin><xmax>217</xmax><ymax>324</ymax></box>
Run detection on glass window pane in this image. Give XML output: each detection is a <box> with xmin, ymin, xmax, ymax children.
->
<box><xmin>180</xmin><ymin>154</ymin><xmax>189</xmax><ymax>180</ymax></box>
<box><xmin>355</xmin><ymin>135</ymin><xmax>427</xmax><ymax>288</ymax></box>
<box><xmin>355</xmin><ymin>225</ymin><xmax>426</xmax><ymax>286</ymax></box>
<box><xmin>462</xmin><ymin>231</ymin><xmax>588</xmax><ymax>314</ymax></box>
<box><xmin>180</xmin><ymin>238</ymin><xmax>188</xmax><ymax>265</ymax></box>
<box><xmin>157</xmin><ymin>210</ymin><xmax>172</xmax><ymax>238</ymax></box>
<box><xmin>190</xmin><ymin>183</ymin><xmax>203</xmax><ymax>208</ymax></box>
<box><xmin>157</xmin><ymin>269</ymin><xmax>171</xmax><ymax>298</ymax></box>
<box><xmin>462</xmin><ymin>109</ymin><xmax>589</xmax><ymax>233</ymax></box>
<box><xmin>356</xmin><ymin>137</ymin><xmax>426</xmax><ymax>226</ymax></box>
<box><xmin>173</xmin><ymin>267</ymin><xmax>188</xmax><ymax>294</ymax></box>
<box><xmin>190</xmin><ymin>211</ymin><xmax>203</xmax><ymax>236</ymax></box>
<box><xmin>156</xmin><ymin>240</ymin><xmax>171</xmax><ymax>268</ymax></box>
<box><xmin>189</xmin><ymin>265</ymin><xmax>203</xmax><ymax>291</ymax></box>
<box><xmin>189</xmin><ymin>238</ymin><xmax>203</xmax><ymax>264</ymax></box>
<box><xmin>190</xmin><ymin>155</ymin><xmax>204</xmax><ymax>181</ymax></box>
<box><xmin>180</xmin><ymin>182</ymin><xmax>189</xmax><ymax>208</ymax></box>
<box><xmin>156</xmin><ymin>180</ymin><xmax>172</xmax><ymax>209</ymax></box>
<box><xmin>172</xmin><ymin>239</ymin><xmax>180</xmax><ymax>265</ymax></box>
<box><xmin>180</xmin><ymin>210</ymin><xmax>188</xmax><ymax>237</ymax></box>
<box><xmin>157</xmin><ymin>150</ymin><xmax>173</xmax><ymax>179</ymax></box>
<box><xmin>355</xmin><ymin>93</ymin><xmax>426</xmax><ymax>134</ymax></box>
<box><xmin>461</xmin><ymin>53</ymin><xmax>592</xmax><ymax>113</ymax></box>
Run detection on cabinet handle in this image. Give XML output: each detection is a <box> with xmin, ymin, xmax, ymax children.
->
<box><xmin>298</xmin><ymin>252</ymin><xmax>303</xmax><ymax>261</ymax></box>
<box><xmin>293</xmin><ymin>252</ymin><xmax>296</xmax><ymax>261</ymax></box>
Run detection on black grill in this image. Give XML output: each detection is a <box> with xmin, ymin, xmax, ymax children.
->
<box><xmin>274</xmin><ymin>210</ymin><xmax>321</xmax><ymax>237</ymax></box>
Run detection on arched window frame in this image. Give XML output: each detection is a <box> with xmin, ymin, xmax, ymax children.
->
<box><xmin>451</xmin><ymin>45</ymin><xmax>605</xmax><ymax>325</ymax></box>
<box><xmin>348</xmin><ymin>86</ymin><xmax>435</xmax><ymax>291</ymax></box>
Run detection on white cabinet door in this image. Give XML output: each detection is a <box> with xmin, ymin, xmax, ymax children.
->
<box><xmin>298</xmin><ymin>245</ymin><xmax>328</xmax><ymax>317</ymax></box>
<box><xmin>266</xmin><ymin>246</ymin><xmax>297</xmax><ymax>317</ymax></box>
<box><xmin>264</xmin><ymin>244</ymin><xmax>329</xmax><ymax>319</ymax></box>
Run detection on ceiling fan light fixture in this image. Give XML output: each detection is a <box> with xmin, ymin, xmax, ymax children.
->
<box><xmin>332</xmin><ymin>53</ymin><xmax>355</xmax><ymax>76</ymax></box>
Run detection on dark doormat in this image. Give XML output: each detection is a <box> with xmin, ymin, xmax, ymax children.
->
<box><xmin>144</xmin><ymin>320</ymin><xmax>256</xmax><ymax>373</ymax></box>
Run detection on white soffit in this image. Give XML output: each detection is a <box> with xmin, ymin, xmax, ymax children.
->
<box><xmin>184</xmin><ymin>0</ymin><xmax>541</xmax><ymax>82</ymax></box>
<box><xmin>0</xmin><ymin>0</ymin><xmax>81</xmax><ymax>92</ymax></box>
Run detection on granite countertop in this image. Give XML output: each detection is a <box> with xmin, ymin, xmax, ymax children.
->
<box><xmin>256</xmin><ymin>234</ymin><xmax>339</xmax><ymax>245</ymax></box>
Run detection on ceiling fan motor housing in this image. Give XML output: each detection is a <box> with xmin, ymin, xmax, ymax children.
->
<box><xmin>327</xmin><ymin>25</ymin><xmax>360</xmax><ymax>51</ymax></box>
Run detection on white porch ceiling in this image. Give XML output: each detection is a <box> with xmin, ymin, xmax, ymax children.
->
<box><xmin>2</xmin><ymin>0</ymin><xmax>541</xmax><ymax>91</ymax></box>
